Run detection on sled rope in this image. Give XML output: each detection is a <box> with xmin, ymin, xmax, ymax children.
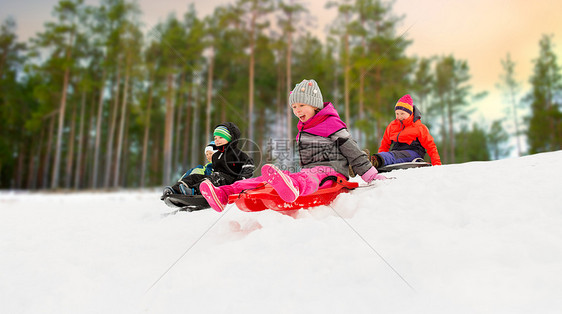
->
<box><xmin>328</xmin><ymin>203</ymin><xmax>417</xmax><ymax>293</ymax></box>
<box><xmin>146</xmin><ymin>204</ymin><xmax>233</xmax><ymax>294</ymax></box>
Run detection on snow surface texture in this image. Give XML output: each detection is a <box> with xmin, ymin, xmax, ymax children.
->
<box><xmin>1</xmin><ymin>151</ymin><xmax>562</xmax><ymax>314</ymax></box>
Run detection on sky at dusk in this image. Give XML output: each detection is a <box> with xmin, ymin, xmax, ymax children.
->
<box><xmin>2</xmin><ymin>0</ymin><xmax>562</xmax><ymax>136</ymax></box>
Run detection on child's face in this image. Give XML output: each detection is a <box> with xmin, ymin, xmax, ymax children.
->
<box><xmin>292</xmin><ymin>103</ymin><xmax>317</xmax><ymax>123</ymax></box>
<box><xmin>214</xmin><ymin>136</ymin><xmax>228</xmax><ymax>147</ymax></box>
<box><xmin>395</xmin><ymin>109</ymin><xmax>411</xmax><ymax>121</ymax></box>
<box><xmin>205</xmin><ymin>150</ymin><xmax>214</xmax><ymax>162</ymax></box>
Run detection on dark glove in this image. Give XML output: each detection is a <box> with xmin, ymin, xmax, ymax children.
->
<box><xmin>181</xmin><ymin>174</ymin><xmax>207</xmax><ymax>187</ymax></box>
<box><xmin>209</xmin><ymin>172</ymin><xmax>226</xmax><ymax>186</ymax></box>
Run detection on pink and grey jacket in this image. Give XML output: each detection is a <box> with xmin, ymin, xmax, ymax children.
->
<box><xmin>296</xmin><ymin>102</ymin><xmax>372</xmax><ymax>178</ymax></box>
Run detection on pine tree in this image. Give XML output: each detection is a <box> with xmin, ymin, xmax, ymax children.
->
<box><xmin>327</xmin><ymin>0</ymin><xmax>354</xmax><ymax>124</ymax></box>
<box><xmin>487</xmin><ymin>120</ymin><xmax>511</xmax><ymax>160</ymax></box>
<box><xmin>0</xmin><ymin>17</ymin><xmax>28</xmax><ymax>188</ymax></box>
<box><xmin>412</xmin><ymin>57</ymin><xmax>434</xmax><ymax>115</ymax></box>
<box><xmin>278</xmin><ymin>0</ymin><xmax>308</xmax><ymax>140</ymax></box>
<box><xmin>32</xmin><ymin>0</ymin><xmax>87</xmax><ymax>189</ymax></box>
<box><xmin>139</xmin><ymin>42</ymin><xmax>159</xmax><ymax>188</ymax></box>
<box><xmin>526</xmin><ymin>34</ymin><xmax>562</xmax><ymax>153</ymax></box>
<box><xmin>497</xmin><ymin>53</ymin><xmax>523</xmax><ymax>156</ymax></box>
<box><xmin>235</xmin><ymin>0</ymin><xmax>274</xmax><ymax>141</ymax></box>
<box><xmin>454</xmin><ymin>123</ymin><xmax>490</xmax><ymax>163</ymax></box>
<box><xmin>433</xmin><ymin>55</ymin><xmax>473</xmax><ymax>164</ymax></box>
<box><xmin>113</xmin><ymin>20</ymin><xmax>142</xmax><ymax>187</ymax></box>
<box><xmin>351</xmin><ymin>0</ymin><xmax>408</xmax><ymax>144</ymax></box>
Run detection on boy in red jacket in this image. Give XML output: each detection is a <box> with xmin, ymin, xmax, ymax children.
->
<box><xmin>371</xmin><ymin>94</ymin><xmax>441</xmax><ymax>168</ymax></box>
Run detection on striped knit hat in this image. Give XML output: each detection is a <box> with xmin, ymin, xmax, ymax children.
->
<box><xmin>213</xmin><ymin>126</ymin><xmax>232</xmax><ymax>142</ymax></box>
<box><xmin>395</xmin><ymin>94</ymin><xmax>413</xmax><ymax>115</ymax></box>
<box><xmin>289</xmin><ymin>79</ymin><xmax>324</xmax><ymax>109</ymax></box>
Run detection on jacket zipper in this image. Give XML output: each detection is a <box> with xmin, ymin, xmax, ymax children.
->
<box><xmin>395</xmin><ymin>120</ymin><xmax>405</xmax><ymax>142</ymax></box>
<box><xmin>297</xmin><ymin>125</ymin><xmax>304</xmax><ymax>162</ymax></box>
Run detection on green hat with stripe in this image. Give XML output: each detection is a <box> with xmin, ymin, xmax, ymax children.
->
<box><xmin>213</xmin><ymin>125</ymin><xmax>232</xmax><ymax>142</ymax></box>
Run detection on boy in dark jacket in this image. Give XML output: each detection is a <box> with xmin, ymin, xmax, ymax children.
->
<box><xmin>204</xmin><ymin>122</ymin><xmax>255</xmax><ymax>186</ymax></box>
<box><xmin>162</xmin><ymin>123</ymin><xmax>255</xmax><ymax>197</ymax></box>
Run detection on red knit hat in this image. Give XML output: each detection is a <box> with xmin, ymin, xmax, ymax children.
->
<box><xmin>395</xmin><ymin>94</ymin><xmax>413</xmax><ymax>115</ymax></box>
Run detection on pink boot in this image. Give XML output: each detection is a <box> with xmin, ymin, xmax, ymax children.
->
<box><xmin>261</xmin><ymin>164</ymin><xmax>299</xmax><ymax>202</ymax></box>
<box><xmin>199</xmin><ymin>179</ymin><xmax>228</xmax><ymax>212</ymax></box>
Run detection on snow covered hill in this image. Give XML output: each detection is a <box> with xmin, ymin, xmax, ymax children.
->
<box><xmin>1</xmin><ymin>151</ymin><xmax>562</xmax><ymax>314</ymax></box>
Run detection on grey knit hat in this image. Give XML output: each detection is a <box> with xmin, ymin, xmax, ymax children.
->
<box><xmin>289</xmin><ymin>79</ymin><xmax>324</xmax><ymax>109</ymax></box>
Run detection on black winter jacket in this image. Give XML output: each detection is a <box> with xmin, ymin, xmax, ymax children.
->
<box><xmin>179</xmin><ymin>122</ymin><xmax>255</xmax><ymax>191</ymax></box>
<box><xmin>210</xmin><ymin>122</ymin><xmax>255</xmax><ymax>185</ymax></box>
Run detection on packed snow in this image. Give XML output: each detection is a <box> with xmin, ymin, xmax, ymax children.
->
<box><xmin>1</xmin><ymin>151</ymin><xmax>562</xmax><ymax>313</ymax></box>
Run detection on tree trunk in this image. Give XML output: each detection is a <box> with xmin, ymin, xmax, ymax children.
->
<box><xmin>74</xmin><ymin>90</ymin><xmax>87</xmax><ymax>189</ymax></box>
<box><xmin>248</xmin><ymin>8</ymin><xmax>257</xmax><ymax>141</ymax></box>
<box><xmin>374</xmin><ymin>64</ymin><xmax>382</xmax><ymax>145</ymax></box>
<box><xmin>221</xmin><ymin>93</ymin><xmax>227</xmax><ymax>122</ymax></box>
<box><xmin>440</xmin><ymin>96</ymin><xmax>448</xmax><ymax>164</ymax></box>
<box><xmin>357</xmin><ymin>14</ymin><xmax>366</xmax><ymax>143</ymax></box>
<box><xmin>92</xmin><ymin>69</ymin><xmax>107</xmax><ymax>188</ymax></box>
<box><xmin>162</xmin><ymin>73</ymin><xmax>175</xmax><ymax>185</ymax></box>
<box><xmin>104</xmin><ymin>61</ymin><xmax>121</xmax><ymax>188</ymax></box>
<box><xmin>15</xmin><ymin>141</ymin><xmax>25</xmax><ymax>189</ymax></box>
<box><xmin>51</xmin><ymin>33</ymin><xmax>74</xmax><ymax>189</ymax></box>
<box><xmin>190</xmin><ymin>81</ymin><xmax>200</xmax><ymax>166</ymax></box>
<box><xmin>182</xmin><ymin>83</ymin><xmax>193</xmax><ymax>168</ymax></box>
<box><xmin>42</xmin><ymin>114</ymin><xmax>56</xmax><ymax>189</ymax></box>
<box><xmin>27</xmin><ymin>135</ymin><xmax>40</xmax><ymax>190</ymax></box>
<box><xmin>277</xmin><ymin>50</ymin><xmax>283</xmax><ymax>140</ymax></box>
<box><xmin>65</xmin><ymin>99</ymin><xmax>77</xmax><ymax>188</ymax></box>
<box><xmin>121</xmin><ymin>107</ymin><xmax>131</xmax><ymax>187</ymax></box>
<box><xmin>83</xmin><ymin>96</ymin><xmax>97</xmax><ymax>188</ymax></box>
<box><xmin>174</xmin><ymin>73</ymin><xmax>185</xmax><ymax>170</ymax></box>
<box><xmin>447</xmin><ymin>102</ymin><xmax>454</xmax><ymax>163</ymax></box>
<box><xmin>206</xmin><ymin>49</ymin><xmax>214</xmax><ymax>140</ymax></box>
<box><xmin>343</xmin><ymin>21</ymin><xmax>350</xmax><ymax>124</ymax></box>
<box><xmin>113</xmin><ymin>56</ymin><xmax>131</xmax><ymax>188</ymax></box>
<box><xmin>140</xmin><ymin>82</ymin><xmax>154</xmax><ymax>188</ymax></box>
<box><xmin>151</xmin><ymin>124</ymin><xmax>162</xmax><ymax>186</ymax></box>
<box><xmin>358</xmin><ymin>24</ymin><xmax>367</xmax><ymax>146</ymax></box>
<box><xmin>286</xmin><ymin>14</ymin><xmax>293</xmax><ymax>141</ymax></box>
<box><xmin>508</xmin><ymin>85</ymin><xmax>521</xmax><ymax>156</ymax></box>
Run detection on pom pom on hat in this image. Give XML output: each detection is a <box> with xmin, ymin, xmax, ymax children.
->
<box><xmin>289</xmin><ymin>79</ymin><xmax>324</xmax><ymax>109</ymax></box>
<box><xmin>395</xmin><ymin>94</ymin><xmax>413</xmax><ymax>115</ymax></box>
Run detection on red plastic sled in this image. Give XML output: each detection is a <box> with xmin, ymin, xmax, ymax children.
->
<box><xmin>227</xmin><ymin>176</ymin><xmax>359</xmax><ymax>213</ymax></box>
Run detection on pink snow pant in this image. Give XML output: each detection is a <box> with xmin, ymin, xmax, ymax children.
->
<box><xmin>219</xmin><ymin>166</ymin><xmax>342</xmax><ymax>197</ymax></box>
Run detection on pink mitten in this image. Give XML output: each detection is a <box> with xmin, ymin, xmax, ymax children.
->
<box><xmin>361</xmin><ymin>167</ymin><xmax>387</xmax><ymax>182</ymax></box>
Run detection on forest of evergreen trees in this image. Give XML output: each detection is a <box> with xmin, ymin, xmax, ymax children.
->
<box><xmin>1</xmin><ymin>0</ymin><xmax>561</xmax><ymax>190</ymax></box>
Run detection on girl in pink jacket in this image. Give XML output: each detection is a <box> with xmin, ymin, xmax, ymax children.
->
<box><xmin>200</xmin><ymin>79</ymin><xmax>385</xmax><ymax>212</ymax></box>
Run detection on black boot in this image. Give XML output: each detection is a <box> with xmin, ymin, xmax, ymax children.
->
<box><xmin>370</xmin><ymin>153</ymin><xmax>383</xmax><ymax>169</ymax></box>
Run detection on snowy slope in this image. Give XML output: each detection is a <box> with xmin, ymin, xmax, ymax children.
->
<box><xmin>1</xmin><ymin>151</ymin><xmax>562</xmax><ymax>314</ymax></box>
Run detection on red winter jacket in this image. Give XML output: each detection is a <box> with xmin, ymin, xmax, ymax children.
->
<box><xmin>378</xmin><ymin>107</ymin><xmax>441</xmax><ymax>165</ymax></box>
